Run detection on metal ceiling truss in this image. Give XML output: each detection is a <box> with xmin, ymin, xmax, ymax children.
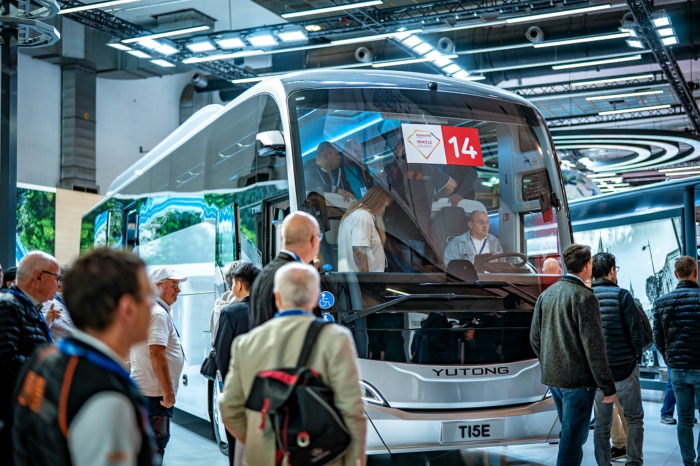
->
<box><xmin>625</xmin><ymin>0</ymin><xmax>700</xmax><ymax>134</ymax></box>
<box><xmin>56</xmin><ymin>0</ymin><xmax>256</xmax><ymax>80</ymax></box>
<box><xmin>545</xmin><ymin>103</ymin><xmax>686</xmax><ymax>127</ymax></box>
<box><xmin>513</xmin><ymin>72</ymin><xmax>667</xmax><ymax>98</ymax></box>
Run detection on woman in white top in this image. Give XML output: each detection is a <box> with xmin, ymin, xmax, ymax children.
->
<box><xmin>338</xmin><ymin>186</ymin><xmax>393</xmax><ymax>272</ymax></box>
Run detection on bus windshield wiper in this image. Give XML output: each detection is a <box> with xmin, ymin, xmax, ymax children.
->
<box><xmin>341</xmin><ymin>293</ymin><xmax>498</xmax><ymax>324</ymax></box>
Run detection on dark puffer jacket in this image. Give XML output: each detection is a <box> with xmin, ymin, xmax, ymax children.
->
<box><xmin>591</xmin><ymin>279</ymin><xmax>644</xmax><ymax>367</ymax></box>
<box><xmin>0</xmin><ymin>286</ymin><xmax>52</xmax><ymax>422</ymax></box>
<box><xmin>653</xmin><ymin>280</ymin><xmax>700</xmax><ymax>369</ymax></box>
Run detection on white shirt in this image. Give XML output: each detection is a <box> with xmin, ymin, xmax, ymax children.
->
<box><xmin>337</xmin><ymin>209</ymin><xmax>386</xmax><ymax>272</ymax></box>
<box><xmin>42</xmin><ymin>293</ymin><xmax>76</xmax><ymax>342</ymax></box>
<box><xmin>130</xmin><ymin>299</ymin><xmax>185</xmax><ymax>397</ymax></box>
<box><xmin>470</xmin><ymin>235</ymin><xmax>490</xmax><ymax>255</ymax></box>
<box><xmin>68</xmin><ymin>331</ymin><xmax>142</xmax><ymax>466</ymax></box>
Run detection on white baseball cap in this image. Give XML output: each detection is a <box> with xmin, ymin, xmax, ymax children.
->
<box><xmin>149</xmin><ymin>266</ymin><xmax>188</xmax><ymax>284</ymax></box>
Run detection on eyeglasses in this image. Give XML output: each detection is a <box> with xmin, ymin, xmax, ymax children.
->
<box><xmin>42</xmin><ymin>270</ymin><xmax>63</xmax><ymax>282</ymax></box>
<box><xmin>159</xmin><ymin>281</ymin><xmax>181</xmax><ymax>290</ymax></box>
<box><xmin>470</xmin><ymin>220</ymin><xmax>489</xmax><ymax>226</ymax></box>
<box><xmin>614</xmin><ymin>266</ymin><xmax>620</xmax><ymax>271</ymax></box>
<box><xmin>315</xmin><ymin>232</ymin><xmax>324</xmax><ymax>241</ymax></box>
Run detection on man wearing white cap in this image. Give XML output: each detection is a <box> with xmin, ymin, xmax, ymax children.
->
<box><xmin>130</xmin><ymin>266</ymin><xmax>187</xmax><ymax>463</ymax></box>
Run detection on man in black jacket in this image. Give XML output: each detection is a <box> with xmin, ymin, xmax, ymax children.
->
<box><xmin>531</xmin><ymin>244</ymin><xmax>616</xmax><ymax>466</ymax></box>
<box><xmin>249</xmin><ymin>211</ymin><xmax>321</xmax><ymax>328</ymax></box>
<box><xmin>0</xmin><ymin>251</ymin><xmax>59</xmax><ymax>465</ymax></box>
<box><xmin>13</xmin><ymin>248</ymin><xmax>157</xmax><ymax>466</ymax></box>
<box><xmin>653</xmin><ymin>255</ymin><xmax>700</xmax><ymax>466</ymax></box>
<box><xmin>591</xmin><ymin>252</ymin><xmax>644</xmax><ymax>466</ymax></box>
<box><xmin>214</xmin><ymin>261</ymin><xmax>260</xmax><ymax>466</ymax></box>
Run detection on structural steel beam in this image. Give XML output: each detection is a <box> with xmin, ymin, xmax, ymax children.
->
<box><xmin>625</xmin><ymin>0</ymin><xmax>700</xmax><ymax>134</ymax></box>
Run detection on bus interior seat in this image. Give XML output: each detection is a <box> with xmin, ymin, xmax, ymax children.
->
<box><xmin>433</xmin><ymin>206</ymin><xmax>468</xmax><ymax>255</ymax></box>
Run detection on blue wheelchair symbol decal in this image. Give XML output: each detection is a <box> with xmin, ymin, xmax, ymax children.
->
<box><xmin>318</xmin><ymin>291</ymin><xmax>335</xmax><ymax>310</ymax></box>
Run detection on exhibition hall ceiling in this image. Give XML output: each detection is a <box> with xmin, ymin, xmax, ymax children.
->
<box><xmin>42</xmin><ymin>0</ymin><xmax>700</xmax><ymax>189</ymax></box>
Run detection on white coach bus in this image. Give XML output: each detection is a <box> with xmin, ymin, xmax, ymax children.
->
<box><xmin>82</xmin><ymin>70</ymin><xmax>570</xmax><ymax>456</ymax></box>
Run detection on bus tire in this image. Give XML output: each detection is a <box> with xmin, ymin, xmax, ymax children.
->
<box><xmin>208</xmin><ymin>377</ymin><xmax>230</xmax><ymax>456</ymax></box>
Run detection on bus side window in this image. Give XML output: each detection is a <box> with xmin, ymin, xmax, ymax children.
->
<box><xmin>255</xmin><ymin>95</ymin><xmax>286</xmax><ymax>184</ymax></box>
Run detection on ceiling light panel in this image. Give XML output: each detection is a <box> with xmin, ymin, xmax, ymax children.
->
<box><xmin>586</xmin><ymin>90</ymin><xmax>663</xmax><ymax>101</ymax></box>
<box><xmin>155</xmin><ymin>43</ymin><xmax>178</xmax><ymax>56</ymax></box>
<box><xmin>122</xmin><ymin>25</ymin><xmax>210</xmax><ymax>44</ymax></box>
<box><xmin>59</xmin><ymin>0</ymin><xmax>139</xmax><ymax>14</ymax></box>
<box><xmin>652</xmin><ymin>14</ymin><xmax>671</xmax><ymax>28</ymax></box>
<box><xmin>402</xmin><ymin>36</ymin><xmax>422</xmax><ymax>47</ymax></box>
<box><xmin>247</xmin><ymin>33</ymin><xmax>278</xmax><ymax>47</ymax></box>
<box><xmin>281</xmin><ymin>0</ymin><xmax>382</xmax><ymax>19</ymax></box>
<box><xmin>186</xmin><ymin>40</ymin><xmax>216</xmax><ymax>52</ymax></box>
<box><xmin>626</xmin><ymin>39</ymin><xmax>644</xmax><ymax>49</ymax></box>
<box><xmin>661</xmin><ymin>36</ymin><xmax>679</xmax><ymax>46</ymax></box>
<box><xmin>150</xmin><ymin>59</ymin><xmax>175</xmax><ymax>68</ymax></box>
<box><xmin>107</xmin><ymin>42</ymin><xmax>131</xmax><ymax>51</ymax></box>
<box><xmin>277</xmin><ymin>30</ymin><xmax>307</xmax><ymax>42</ymax></box>
<box><xmin>505</xmin><ymin>4</ymin><xmax>611</xmax><ymax>24</ymax></box>
<box><xmin>552</xmin><ymin>54</ymin><xmax>641</xmax><ymax>70</ymax></box>
<box><xmin>598</xmin><ymin>104</ymin><xmax>671</xmax><ymax>115</ymax></box>
<box><xmin>137</xmin><ymin>38</ymin><xmax>161</xmax><ymax>49</ymax></box>
<box><xmin>657</xmin><ymin>28</ymin><xmax>674</xmax><ymax>37</ymax></box>
<box><xmin>128</xmin><ymin>50</ymin><xmax>150</xmax><ymax>58</ymax></box>
<box><xmin>443</xmin><ymin>64</ymin><xmax>461</xmax><ymax>74</ymax></box>
<box><xmin>182</xmin><ymin>50</ymin><xmax>264</xmax><ymax>64</ymax></box>
<box><xmin>215</xmin><ymin>36</ymin><xmax>245</xmax><ymax>49</ymax></box>
<box><xmin>571</xmin><ymin>73</ymin><xmax>655</xmax><ymax>87</ymax></box>
<box><xmin>413</xmin><ymin>43</ymin><xmax>433</xmax><ymax>54</ymax></box>
<box><xmin>533</xmin><ymin>31</ymin><xmax>630</xmax><ymax>48</ymax></box>
<box><xmin>331</xmin><ymin>29</ymin><xmax>422</xmax><ymax>46</ymax></box>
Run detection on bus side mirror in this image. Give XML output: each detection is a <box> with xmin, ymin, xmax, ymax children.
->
<box><xmin>257</xmin><ymin>130</ymin><xmax>285</xmax><ymax>157</ymax></box>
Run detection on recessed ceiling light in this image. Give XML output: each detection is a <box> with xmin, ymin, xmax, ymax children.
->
<box><xmin>281</xmin><ymin>0</ymin><xmax>382</xmax><ymax>19</ymax></box>
<box><xmin>626</xmin><ymin>39</ymin><xmax>644</xmax><ymax>49</ymax></box>
<box><xmin>304</xmin><ymin>25</ymin><xmax>322</xmax><ymax>32</ymax></box>
<box><xmin>661</xmin><ymin>36</ymin><xmax>679</xmax><ymax>46</ymax></box>
<box><xmin>652</xmin><ymin>14</ymin><xmax>671</xmax><ymax>28</ymax></box>
<box><xmin>657</xmin><ymin>28</ymin><xmax>674</xmax><ymax>37</ymax></box>
<box><xmin>155</xmin><ymin>43</ymin><xmax>178</xmax><ymax>56</ymax></box>
<box><xmin>186</xmin><ymin>40</ymin><xmax>216</xmax><ymax>52</ymax></box>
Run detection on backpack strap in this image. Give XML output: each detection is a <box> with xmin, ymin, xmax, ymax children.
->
<box><xmin>296</xmin><ymin>319</ymin><xmax>329</xmax><ymax>369</ymax></box>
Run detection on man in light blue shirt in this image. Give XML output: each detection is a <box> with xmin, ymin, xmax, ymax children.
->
<box><xmin>444</xmin><ymin>210</ymin><xmax>503</xmax><ymax>264</ymax></box>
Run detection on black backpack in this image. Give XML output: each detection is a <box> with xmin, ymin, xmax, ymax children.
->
<box><xmin>245</xmin><ymin>319</ymin><xmax>352</xmax><ymax>465</ymax></box>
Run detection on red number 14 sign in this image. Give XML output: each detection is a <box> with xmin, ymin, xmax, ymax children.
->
<box><xmin>441</xmin><ymin>126</ymin><xmax>484</xmax><ymax>167</ymax></box>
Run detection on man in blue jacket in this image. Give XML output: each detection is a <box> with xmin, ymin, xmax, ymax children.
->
<box><xmin>654</xmin><ymin>255</ymin><xmax>700</xmax><ymax>466</ymax></box>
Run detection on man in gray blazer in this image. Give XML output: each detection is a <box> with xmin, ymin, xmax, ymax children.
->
<box><xmin>220</xmin><ymin>262</ymin><xmax>366</xmax><ymax>466</ymax></box>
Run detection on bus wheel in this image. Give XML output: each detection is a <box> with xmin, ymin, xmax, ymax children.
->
<box><xmin>208</xmin><ymin>377</ymin><xmax>229</xmax><ymax>456</ymax></box>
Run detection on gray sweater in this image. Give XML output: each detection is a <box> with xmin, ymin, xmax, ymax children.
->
<box><xmin>530</xmin><ymin>275</ymin><xmax>616</xmax><ymax>396</ymax></box>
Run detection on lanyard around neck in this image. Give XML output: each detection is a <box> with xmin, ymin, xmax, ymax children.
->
<box><xmin>59</xmin><ymin>339</ymin><xmax>133</xmax><ymax>386</ymax></box>
<box><xmin>471</xmin><ymin>236</ymin><xmax>487</xmax><ymax>255</ymax></box>
<box><xmin>274</xmin><ymin>309</ymin><xmax>312</xmax><ymax>318</ymax></box>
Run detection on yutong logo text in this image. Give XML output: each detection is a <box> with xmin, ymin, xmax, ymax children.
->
<box><xmin>432</xmin><ymin>367</ymin><xmax>509</xmax><ymax>377</ymax></box>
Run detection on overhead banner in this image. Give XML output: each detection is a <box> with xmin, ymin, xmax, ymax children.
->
<box><xmin>401</xmin><ymin>124</ymin><xmax>484</xmax><ymax>167</ymax></box>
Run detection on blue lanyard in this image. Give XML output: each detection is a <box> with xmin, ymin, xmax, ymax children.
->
<box><xmin>156</xmin><ymin>301</ymin><xmax>180</xmax><ymax>338</ymax></box>
<box><xmin>54</xmin><ymin>294</ymin><xmax>65</xmax><ymax>306</ymax></box>
<box><xmin>59</xmin><ymin>339</ymin><xmax>134</xmax><ymax>387</ymax></box>
<box><xmin>274</xmin><ymin>310</ymin><xmax>312</xmax><ymax>318</ymax></box>
<box><xmin>283</xmin><ymin>251</ymin><xmax>303</xmax><ymax>263</ymax></box>
<box><xmin>471</xmin><ymin>237</ymin><xmax>487</xmax><ymax>255</ymax></box>
<box><xmin>8</xmin><ymin>289</ymin><xmax>53</xmax><ymax>342</ymax></box>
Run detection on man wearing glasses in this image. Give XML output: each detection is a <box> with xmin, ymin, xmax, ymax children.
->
<box><xmin>130</xmin><ymin>266</ymin><xmax>187</xmax><ymax>463</ymax></box>
<box><xmin>443</xmin><ymin>210</ymin><xmax>503</xmax><ymax>265</ymax></box>
<box><xmin>0</xmin><ymin>251</ymin><xmax>59</xmax><ymax>465</ymax></box>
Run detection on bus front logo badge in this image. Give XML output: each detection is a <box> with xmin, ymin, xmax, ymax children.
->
<box><xmin>318</xmin><ymin>291</ymin><xmax>335</xmax><ymax>309</ymax></box>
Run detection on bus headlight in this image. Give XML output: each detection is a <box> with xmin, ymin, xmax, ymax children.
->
<box><xmin>360</xmin><ymin>380</ymin><xmax>388</xmax><ymax>407</ymax></box>
<box><xmin>543</xmin><ymin>389</ymin><xmax>552</xmax><ymax>400</ymax></box>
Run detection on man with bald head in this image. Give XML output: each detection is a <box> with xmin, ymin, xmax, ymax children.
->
<box><xmin>0</xmin><ymin>251</ymin><xmax>58</xmax><ymax>464</ymax></box>
<box><xmin>542</xmin><ymin>258</ymin><xmax>563</xmax><ymax>275</ymax></box>
<box><xmin>443</xmin><ymin>210</ymin><xmax>503</xmax><ymax>265</ymax></box>
<box><xmin>249</xmin><ymin>211</ymin><xmax>322</xmax><ymax>328</ymax></box>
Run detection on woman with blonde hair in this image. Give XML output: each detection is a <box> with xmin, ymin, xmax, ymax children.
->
<box><xmin>338</xmin><ymin>186</ymin><xmax>393</xmax><ymax>272</ymax></box>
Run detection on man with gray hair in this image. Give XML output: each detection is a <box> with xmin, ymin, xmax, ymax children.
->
<box><xmin>249</xmin><ymin>211</ymin><xmax>321</xmax><ymax>328</ymax></box>
<box><xmin>220</xmin><ymin>262</ymin><xmax>366</xmax><ymax>465</ymax></box>
<box><xmin>0</xmin><ymin>251</ymin><xmax>59</xmax><ymax>464</ymax></box>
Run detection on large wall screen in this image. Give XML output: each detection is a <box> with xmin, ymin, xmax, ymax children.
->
<box><xmin>574</xmin><ymin>213</ymin><xmax>683</xmax><ymax>313</ymax></box>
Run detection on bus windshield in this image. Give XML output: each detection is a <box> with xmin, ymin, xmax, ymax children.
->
<box><xmin>291</xmin><ymin>87</ymin><xmax>563</xmax><ymax>276</ymax></box>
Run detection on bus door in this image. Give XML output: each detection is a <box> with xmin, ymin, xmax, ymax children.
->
<box><xmin>260</xmin><ymin>193</ymin><xmax>289</xmax><ymax>266</ymax></box>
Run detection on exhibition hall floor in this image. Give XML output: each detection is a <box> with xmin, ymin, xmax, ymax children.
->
<box><xmin>166</xmin><ymin>399</ymin><xmax>690</xmax><ymax>465</ymax></box>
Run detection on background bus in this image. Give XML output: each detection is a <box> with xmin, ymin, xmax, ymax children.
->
<box><xmin>82</xmin><ymin>70</ymin><xmax>571</xmax><ymax>455</ymax></box>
